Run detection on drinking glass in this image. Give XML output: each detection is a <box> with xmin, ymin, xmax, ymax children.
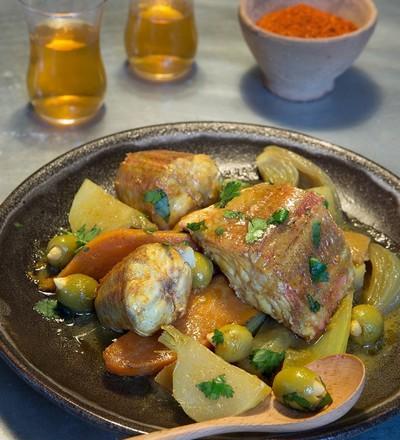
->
<box><xmin>19</xmin><ymin>0</ymin><xmax>107</xmax><ymax>126</ymax></box>
<box><xmin>125</xmin><ymin>0</ymin><xmax>197</xmax><ymax>82</ymax></box>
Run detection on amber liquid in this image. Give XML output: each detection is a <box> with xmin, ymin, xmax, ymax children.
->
<box><xmin>27</xmin><ymin>20</ymin><xmax>106</xmax><ymax>126</ymax></box>
<box><xmin>125</xmin><ymin>2</ymin><xmax>197</xmax><ymax>81</ymax></box>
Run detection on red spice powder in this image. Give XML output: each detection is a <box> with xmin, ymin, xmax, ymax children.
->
<box><xmin>256</xmin><ymin>3</ymin><xmax>358</xmax><ymax>38</ymax></box>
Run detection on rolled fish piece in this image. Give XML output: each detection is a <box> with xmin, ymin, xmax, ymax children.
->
<box><xmin>95</xmin><ymin>243</ymin><xmax>193</xmax><ymax>336</ymax></box>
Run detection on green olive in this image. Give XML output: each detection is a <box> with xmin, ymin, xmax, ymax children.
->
<box><xmin>213</xmin><ymin>324</ymin><xmax>253</xmax><ymax>363</ymax></box>
<box><xmin>350</xmin><ymin>304</ymin><xmax>384</xmax><ymax>346</ymax></box>
<box><xmin>54</xmin><ymin>274</ymin><xmax>98</xmax><ymax>313</ymax></box>
<box><xmin>272</xmin><ymin>366</ymin><xmax>332</xmax><ymax>412</ymax></box>
<box><xmin>191</xmin><ymin>252</ymin><xmax>213</xmax><ymax>289</ymax></box>
<box><xmin>46</xmin><ymin>234</ymin><xmax>79</xmax><ymax>269</ymax></box>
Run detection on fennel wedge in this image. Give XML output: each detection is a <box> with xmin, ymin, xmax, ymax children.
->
<box><xmin>159</xmin><ymin>326</ymin><xmax>270</xmax><ymax>422</ymax></box>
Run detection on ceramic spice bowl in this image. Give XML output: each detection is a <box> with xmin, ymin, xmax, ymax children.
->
<box><xmin>239</xmin><ymin>0</ymin><xmax>378</xmax><ymax>101</ymax></box>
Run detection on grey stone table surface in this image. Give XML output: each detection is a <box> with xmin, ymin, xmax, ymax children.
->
<box><xmin>0</xmin><ymin>0</ymin><xmax>399</xmax><ymax>438</ymax></box>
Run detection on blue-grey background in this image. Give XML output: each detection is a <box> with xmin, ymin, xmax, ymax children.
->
<box><xmin>0</xmin><ymin>0</ymin><xmax>399</xmax><ymax>438</ymax></box>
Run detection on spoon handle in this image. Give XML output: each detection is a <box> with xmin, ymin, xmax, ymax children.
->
<box><xmin>126</xmin><ymin>419</ymin><xmax>258</xmax><ymax>440</ymax></box>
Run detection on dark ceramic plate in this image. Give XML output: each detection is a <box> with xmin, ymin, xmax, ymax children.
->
<box><xmin>0</xmin><ymin>122</ymin><xmax>399</xmax><ymax>439</ymax></box>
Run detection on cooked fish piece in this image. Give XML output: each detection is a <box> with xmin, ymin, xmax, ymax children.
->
<box><xmin>179</xmin><ymin>183</ymin><xmax>353</xmax><ymax>342</ymax></box>
<box><xmin>95</xmin><ymin>243</ymin><xmax>193</xmax><ymax>336</ymax></box>
<box><xmin>115</xmin><ymin>150</ymin><xmax>221</xmax><ymax>229</ymax></box>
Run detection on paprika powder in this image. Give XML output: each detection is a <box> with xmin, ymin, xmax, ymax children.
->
<box><xmin>256</xmin><ymin>3</ymin><xmax>358</xmax><ymax>38</ymax></box>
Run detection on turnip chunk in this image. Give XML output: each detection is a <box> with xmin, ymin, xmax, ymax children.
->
<box><xmin>159</xmin><ymin>326</ymin><xmax>271</xmax><ymax>422</ymax></box>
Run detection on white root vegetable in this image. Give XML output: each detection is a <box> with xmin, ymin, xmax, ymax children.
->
<box><xmin>159</xmin><ymin>326</ymin><xmax>270</xmax><ymax>422</ymax></box>
<box><xmin>69</xmin><ymin>179</ymin><xmax>156</xmax><ymax>233</ymax></box>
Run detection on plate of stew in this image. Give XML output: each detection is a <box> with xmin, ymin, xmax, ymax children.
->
<box><xmin>0</xmin><ymin>122</ymin><xmax>399</xmax><ymax>438</ymax></box>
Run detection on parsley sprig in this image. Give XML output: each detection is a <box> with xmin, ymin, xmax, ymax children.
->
<box><xmin>144</xmin><ymin>188</ymin><xmax>170</xmax><ymax>221</ymax></box>
<box><xmin>196</xmin><ymin>374</ymin><xmax>234</xmax><ymax>400</ymax></box>
<box><xmin>186</xmin><ymin>220</ymin><xmax>207</xmax><ymax>232</ymax></box>
<box><xmin>215</xmin><ymin>180</ymin><xmax>245</xmax><ymax>208</ymax></box>
<box><xmin>309</xmin><ymin>257</ymin><xmax>329</xmax><ymax>283</ymax></box>
<box><xmin>223</xmin><ymin>210</ymin><xmax>244</xmax><ymax>220</ymax></box>
<box><xmin>74</xmin><ymin>224</ymin><xmax>102</xmax><ymax>251</ymax></box>
<box><xmin>33</xmin><ymin>299</ymin><xmax>63</xmax><ymax>321</ymax></box>
<box><xmin>215</xmin><ymin>226</ymin><xmax>225</xmax><ymax>236</ymax></box>
<box><xmin>211</xmin><ymin>329</ymin><xmax>224</xmax><ymax>345</ymax></box>
<box><xmin>312</xmin><ymin>221</ymin><xmax>321</xmax><ymax>248</ymax></box>
<box><xmin>249</xmin><ymin>349</ymin><xmax>285</xmax><ymax>376</ymax></box>
<box><xmin>306</xmin><ymin>294</ymin><xmax>321</xmax><ymax>313</ymax></box>
<box><xmin>245</xmin><ymin>208</ymin><xmax>289</xmax><ymax>244</ymax></box>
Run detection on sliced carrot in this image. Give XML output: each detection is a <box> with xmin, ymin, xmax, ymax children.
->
<box><xmin>103</xmin><ymin>275</ymin><xmax>258</xmax><ymax>376</ymax></box>
<box><xmin>103</xmin><ymin>331</ymin><xmax>176</xmax><ymax>376</ymax></box>
<box><xmin>174</xmin><ymin>275</ymin><xmax>258</xmax><ymax>345</ymax></box>
<box><xmin>59</xmin><ymin>229</ymin><xmax>192</xmax><ymax>280</ymax></box>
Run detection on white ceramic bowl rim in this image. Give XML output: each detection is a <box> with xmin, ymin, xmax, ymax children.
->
<box><xmin>239</xmin><ymin>0</ymin><xmax>378</xmax><ymax>43</ymax></box>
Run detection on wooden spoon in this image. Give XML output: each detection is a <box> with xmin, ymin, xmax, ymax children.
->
<box><xmin>127</xmin><ymin>354</ymin><xmax>365</xmax><ymax>440</ymax></box>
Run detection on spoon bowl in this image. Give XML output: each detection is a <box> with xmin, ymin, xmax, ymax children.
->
<box><xmin>128</xmin><ymin>354</ymin><xmax>365</xmax><ymax>440</ymax></box>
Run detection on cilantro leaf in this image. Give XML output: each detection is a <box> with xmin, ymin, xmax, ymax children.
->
<box><xmin>33</xmin><ymin>299</ymin><xmax>63</xmax><ymax>321</ymax></box>
<box><xmin>211</xmin><ymin>329</ymin><xmax>224</xmax><ymax>345</ymax></box>
<box><xmin>249</xmin><ymin>349</ymin><xmax>285</xmax><ymax>376</ymax></box>
<box><xmin>186</xmin><ymin>220</ymin><xmax>207</xmax><ymax>232</ymax></box>
<box><xmin>144</xmin><ymin>188</ymin><xmax>170</xmax><ymax>221</ymax></box>
<box><xmin>323</xmin><ymin>199</ymin><xmax>329</xmax><ymax>209</ymax></box>
<box><xmin>312</xmin><ymin>221</ymin><xmax>321</xmax><ymax>248</ymax></box>
<box><xmin>14</xmin><ymin>222</ymin><xmax>24</xmax><ymax>229</ymax></box>
<box><xmin>196</xmin><ymin>374</ymin><xmax>234</xmax><ymax>400</ymax></box>
<box><xmin>306</xmin><ymin>294</ymin><xmax>321</xmax><ymax>313</ymax></box>
<box><xmin>245</xmin><ymin>218</ymin><xmax>268</xmax><ymax>244</ymax></box>
<box><xmin>74</xmin><ymin>224</ymin><xmax>102</xmax><ymax>250</ymax></box>
<box><xmin>215</xmin><ymin>180</ymin><xmax>244</xmax><ymax>208</ymax></box>
<box><xmin>283</xmin><ymin>392</ymin><xmax>314</xmax><ymax>411</ymax></box>
<box><xmin>268</xmin><ymin>208</ymin><xmax>289</xmax><ymax>225</ymax></box>
<box><xmin>215</xmin><ymin>226</ymin><xmax>225</xmax><ymax>236</ymax></box>
<box><xmin>315</xmin><ymin>390</ymin><xmax>333</xmax><ymax>410</ymax></box>
<box><xmin>223</xmin><ymin>210</ymin><xmax>244</xmax><ymax>220</ymax></box>
<box><xmin>309</xmin><ymin>257</ymin><xmax>329</xmax><ymax>283</ymax></box>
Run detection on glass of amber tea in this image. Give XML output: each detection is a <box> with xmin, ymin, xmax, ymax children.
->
<box><xmin>125</xmin><ymin>0</ymin><xmax>197</xmax><ymax>82</ymax></box>
<box><xmin>19</xmin><ymin>0</ymin><xmax>107</xmax><ymax>126</ymax></box>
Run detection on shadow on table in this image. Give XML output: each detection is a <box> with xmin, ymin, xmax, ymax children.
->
<box><xmin>115</xmin><ymin>61</ymin><xmax>201</xmax><ymax>99</ymax></box>
<box><xmin>239</xmin><ymin>66</ymin><xmax>383</xmax><ymax>130</ymax></box>
<box><xmin>5</xmin><ymin>104</ymin><xmax>106</xmax><ymax>148</ymax></box>
<box><xmin>0</xmin><ymin>360</ymin><xmax>119</xmax><ymax>440</ymax></box>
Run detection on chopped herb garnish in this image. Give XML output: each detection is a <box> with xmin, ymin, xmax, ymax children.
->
<box><xmin>33</xmin><ymin>299</ymin><xmax>63</xmax><ymax>321</ymax></box>
<box><xmin>74</xmin><ymin>225</ymin><xmax>102</xmax><ymax>252</ymax></box>
<box><xmin>309</xmin><ymin>257</ymin><xmax>329</xmax><ymax>283</ymax></box>
<box><xmin>211</xmin><ymin>329</ymin><xmax>224</xmax><ymax>345</ymax></box>
<box><xmin>196</xmin><ymin>374</ymin><xmax>234</xmax><ymax>400</ymax></box>
<box><xmin>249</xmin><ymin>349</ymin><xmax>285</xmax><ymax>376</ymax></box>
<box><xmin>245</xmin><ymin>209</ymin><xmax>289</xmax><ymax>244</ymax></box>
<box><xmin>283</xmin><ymin>392</ymin><xmax>314</xmax><ymax>411</ymax></box>
<box><xmin>215</xmin><ymin>180</ymin><xmax>244</xmax><ymax>208</ymax></box>
<box><xmin>323</xmin><ymin>199</ymin><xmax>329</xmax><ymax>208</ymax></box>
<box><xmin>223</xmin><ymin>210</ymin><xmax>244</xmax><ymax>220</ymax></box>
<box><xmin>144</xmin><ymin>188</ymin><xmax>170</xmax><ymax>221</ymax></box>
<box><xmin>14</xmin><ymin>222</ymin><xmax>24</xmax><ymax>229</ymax></box>
<box><xmin>315</xmin><ymin>389</ymin><xmax>333</xmax><ymax>410</ymax></box>
<box><xmin>186</xmin><ymin>220</ymin><xmax>207</xmax><ymax>232</ymax></box>
<box><xmin>215</xmin><ymin>226</ymin><xmax>225</xmax><ymax>236</ymax></box>
<box><xmin>268</xmin><ymin>208</ymin><xmax>289</xmax><ymax>225</ymax></box>
<box><xmin>144</xmin><ymin>227</ymin><xmax>157</xmax><ymax>235</ymax></box>
<box><xmin>307</xmin><ymin>294</ymin><xmax>321</xmax><ymax>313</ymax></box>
<box><xmin>311</xmin><ymin>221</ymin><xmax>321</xmax><ymax>248</ymax></box>
<box><xmin>245</xmin><ymin>218</ymin><xmax>269</xmax><ymax>244</ymax></box>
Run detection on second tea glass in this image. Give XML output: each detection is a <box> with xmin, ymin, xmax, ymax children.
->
<box><xmin>125</xmin><ymin>0</ymin><xmax>198</xmax><ymax>82</ymax></box>
<box><xmin>19</xmin><ymin>0</ymin><xmax>107</xmax><ymax>126</ymax></box>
